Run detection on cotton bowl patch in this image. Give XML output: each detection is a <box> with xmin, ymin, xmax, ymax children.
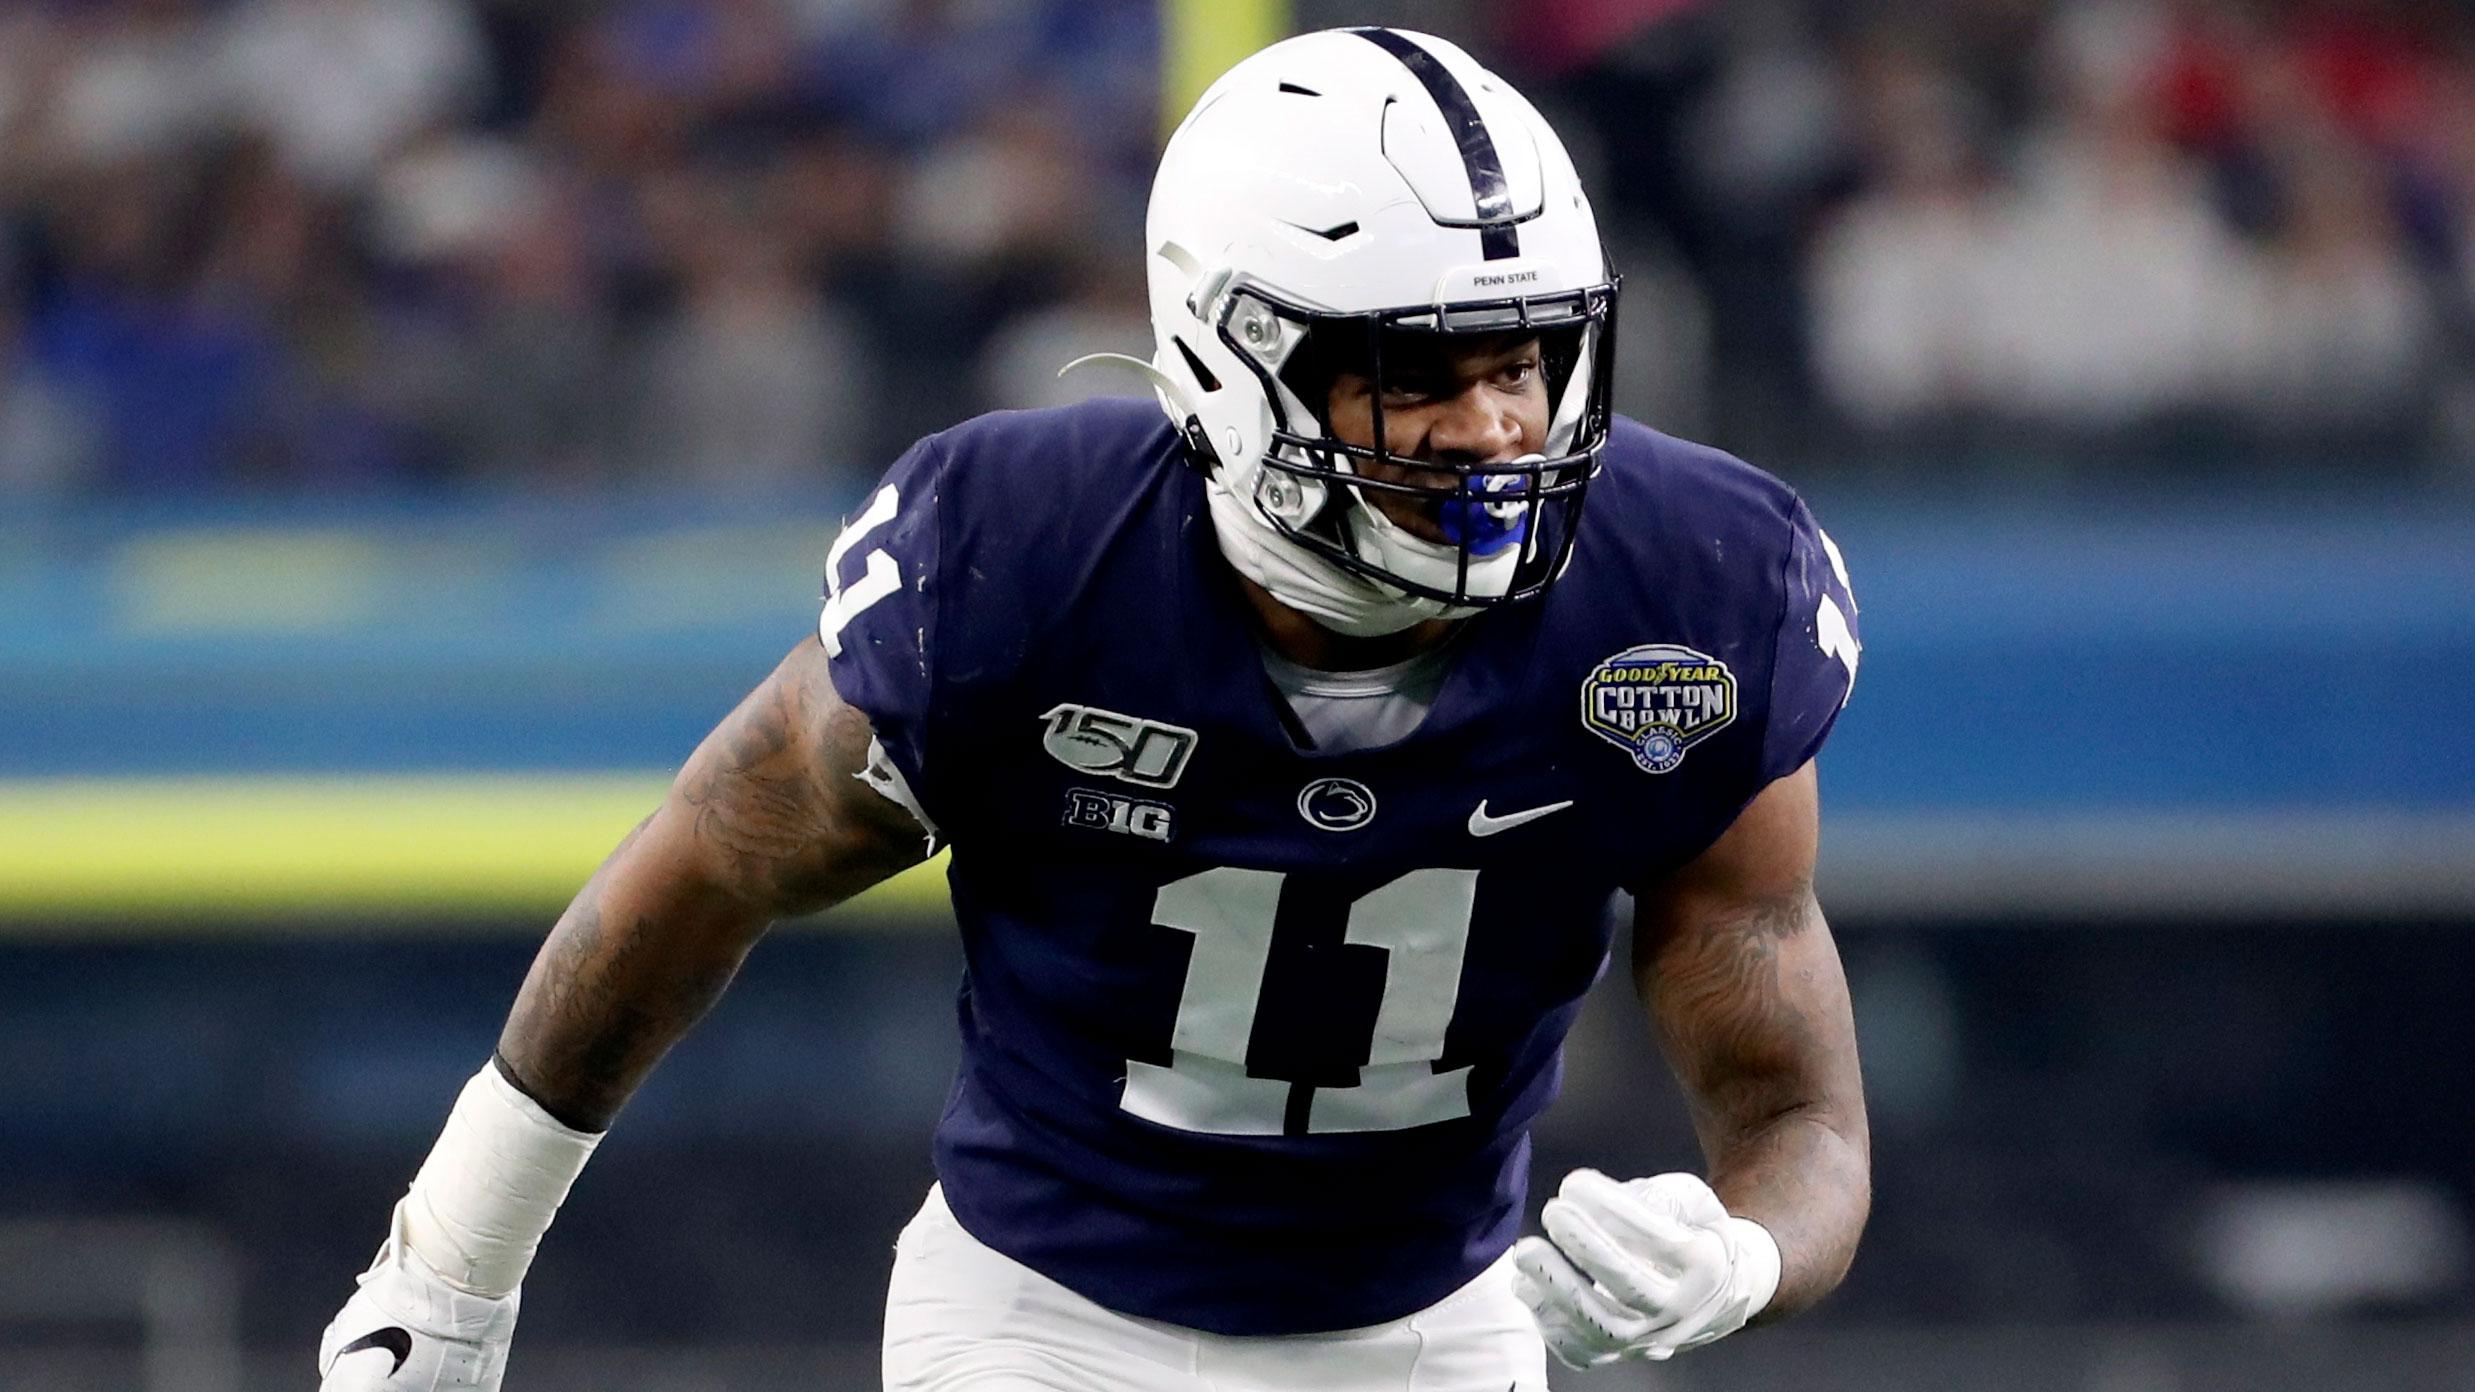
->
<box><xmin>1580</xmin><ymin>644</ymin><xmax>1737</xmax><ymax>773</ymax></box>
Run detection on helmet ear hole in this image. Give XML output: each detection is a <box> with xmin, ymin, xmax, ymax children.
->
<box><xmin>1172</xmin><ymin>337</ymin><xmax>1222</xmax><ymax>393</ymax></box>
<box><xmin>1276</xmin><ymin>328</ymin><xmax>1345</xmax><ymax>430</ymax></box>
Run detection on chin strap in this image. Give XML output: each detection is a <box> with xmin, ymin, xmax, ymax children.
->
<box><xmin>1203</xmin><ymin>473</ymin><xmax>1462</xmax><ymax>638</ymax></box>
<box><xmin>1338</xmin><ymin>456</ymin><xmax>1533</xmax><ymax>602</ymax></box>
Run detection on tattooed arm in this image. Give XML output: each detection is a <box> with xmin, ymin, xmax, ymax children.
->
<box><xmin>315</xmin><ymin>638</ymin><xmax>927</xmax><ymax>1386</ymax></box>
<box><xmin>1634</xmin><ymin>760</ymin><xmax>1870</xmax><ymax>1319</ymax></box>
<box><xmin>497</xmin><ymin>635</ymin><xmax>929</xmax><ymax>1130</ymax></box>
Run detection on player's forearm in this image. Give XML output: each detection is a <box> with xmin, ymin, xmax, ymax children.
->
<box><xmin>1642</xmin><ymin>865</ymin><xmax>1871</xmax><ymax>1321</ymax></box>
<box><xmin>498</xmin><ymin>639</ymin><xmax>924</xmax><ymax>1129</ymax></box>
<box><xmin>495</xmin><ymin>805</ymin><xmax>773</xmax><ymax>1130</ymax></box>
<box><xmin>1704</xmin><ymin>1098</ymin><xmax>1868</xmax><ymax>1319</ymax></box>
<box><xmin>347</xmin><ymin>823</ymin><xmax>754</xmax><ymax>1316</ymax></box>
<box><xmin>332</xmin><ymin>641</ymin><xmax>912</xmax><ymax>1341</ymax></box>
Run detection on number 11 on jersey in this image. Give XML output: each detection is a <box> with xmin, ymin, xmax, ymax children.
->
<box><xmin>1121</xmin><ymin>866</ymin><xmax>1478</xmax><ymax>1137</ymax></box>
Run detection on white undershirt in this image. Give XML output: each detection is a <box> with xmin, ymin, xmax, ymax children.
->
<box><xmin>1258</xmin><ymin>641</ymin><xmax>1455</xmax><ymax>754</ymax></box>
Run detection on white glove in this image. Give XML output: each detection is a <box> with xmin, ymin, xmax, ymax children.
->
<box><xmin>1510</xmin><ymin>1169</ymin><xmax>1781</xmax><ymax>1369</ymax></box>
<box><xmin>318</xmin><ymin>1201</ymin><xmax>521</xmax><ymax>1391</ymax></box>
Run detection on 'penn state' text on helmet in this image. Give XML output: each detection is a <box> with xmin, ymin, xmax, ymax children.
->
<box><xmin>1145</xmin><ymin>27</ymin><xmax>1619</xmax><ymax>637</ymax></box>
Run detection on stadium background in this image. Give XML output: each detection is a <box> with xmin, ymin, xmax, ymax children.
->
<box><xmin>3</xmin><ymin>0</ymin><xmax>2472</xmax><ymax>1386</ymax></box>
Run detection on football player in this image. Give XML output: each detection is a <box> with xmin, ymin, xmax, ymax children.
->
<box><xmin>318</xmin><ymin>28</ymin><xmax>1867</xmax><ymax>1392</ymax></box>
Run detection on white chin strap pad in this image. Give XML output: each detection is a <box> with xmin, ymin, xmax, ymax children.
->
<box><xmin>1342</xmin><ymin>480</ymin><xmax>1522</xmax><ymax>602</ymax></box>
<box><xmin>1204</xmin><ymin>476</ymin><xmax>1455</xmax><ymax>637</ymax></box>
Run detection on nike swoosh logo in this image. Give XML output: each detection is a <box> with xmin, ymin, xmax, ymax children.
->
<box><xmin>336</xmin><ymin>1326</ymin><xmax>413</xmax><ymax>1377</ymax></box>
<box><xmin>1468</xmin><ymin>799</ymin><xmax>1574</xmax><ymax>837</ymax></box>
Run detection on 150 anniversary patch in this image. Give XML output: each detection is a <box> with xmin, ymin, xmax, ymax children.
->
<box><xmin>1580</xmin><ymin>644</ymin><xmax>1737</xmax><ymax>773</ymax></box>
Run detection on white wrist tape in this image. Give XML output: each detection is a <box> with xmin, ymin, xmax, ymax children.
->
<box><xmin>400</xmin><ymin>1065</ymin><xmax>602</xmax><ymax>1298</ymax></box>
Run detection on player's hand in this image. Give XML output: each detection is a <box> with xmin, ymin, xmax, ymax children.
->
<box><xmin>1509</xmin><ymin>1169</ymin><xmax>1780</xmax><ymax>1369</ymax></box>
<box><xmin>317</xmin><ymin>1202</ymin><xmax>520</xmax><ymax>1391</ymax></box>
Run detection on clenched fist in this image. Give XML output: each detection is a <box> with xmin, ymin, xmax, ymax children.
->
<box><xmin>1510</xmin><ymin>1169</ymin><xmax>1780</xmax><ymax>1368</ymax></box>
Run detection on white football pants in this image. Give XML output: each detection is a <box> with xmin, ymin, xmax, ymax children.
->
<box><xmin>882</xmin><ymin>1184</ymin><xmax>1551</xmax><ymax>1392</ymax></box>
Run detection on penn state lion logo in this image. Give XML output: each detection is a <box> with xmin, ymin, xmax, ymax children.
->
<box><xmin>1580</xmin><ymin>644</ymin><xmax>1737</xmax><ymax>774</ymax></box>
<box><xmin>1296</xmin><ymin>776</ymin><xmax>1377</xmax><ymax>832</ymax></box>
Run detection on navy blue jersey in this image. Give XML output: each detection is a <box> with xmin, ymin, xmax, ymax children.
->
<box><xmin>822</xmin><ymin>399</ymin><xmax>1858</xmax><ymax>1335</ymax></box>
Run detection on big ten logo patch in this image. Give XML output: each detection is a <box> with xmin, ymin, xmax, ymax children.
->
<box><xmin>1040</xmin><ymin>704</ymin><xmax>1198</xmax><ymax>789</ymax></box>
<box><xmin>1062</xmin><ymin>788</ymin><xmax>1176</xmax><ymax>843</ymax></box>
<box><xmin>1579</xmin><ymin>644</ymin><xmax>1737</xmax><ymax>774</ymax></box>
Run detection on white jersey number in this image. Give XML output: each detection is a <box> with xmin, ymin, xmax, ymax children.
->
<box><xmin>1120</xmin><ymin>866</ymin><xmax>1477</xmax><ymax>1136</ymax></box>
<box><xmin>1815</xmin><ymin>526</ymin><xmax>1859</xmax><ymax>704</ymax></box>
<box><xmin>819</xmin><ymin>484</ymin><xmax>903</xmax><ymax>657</ymax></box>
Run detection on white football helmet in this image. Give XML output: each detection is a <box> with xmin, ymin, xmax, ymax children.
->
<box><xmin>1144</xmin><ymin>27</ymin><xmax>1618</xmax><ymax>637</ymax></box>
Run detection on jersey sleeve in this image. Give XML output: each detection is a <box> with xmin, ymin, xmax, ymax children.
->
<box><xmin>1759</xmin><ymin>497</ymin><xmax>1861</xmax><ymax>783</ymax></box>
<box><xmin>820</xmin><ymin>433</ymin><xmax>948</xmax><ymax>827</ymax></box>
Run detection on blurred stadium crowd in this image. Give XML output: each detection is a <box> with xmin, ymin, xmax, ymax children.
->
<box><xmin>0</xmin><ymin>0</ymin><xmax>1160</xmax><ymax>497</ymax></box>
<box><xmin>3</xmin><ymin>0</ymin><xmax>2474</xmax><ymax>500</ymax></box>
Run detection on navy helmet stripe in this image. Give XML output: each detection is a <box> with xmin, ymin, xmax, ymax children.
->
<box><xmin>1350</xmin><ymin>28</ymin><xmax>1520</xmax><ymax>261</ymax></box>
